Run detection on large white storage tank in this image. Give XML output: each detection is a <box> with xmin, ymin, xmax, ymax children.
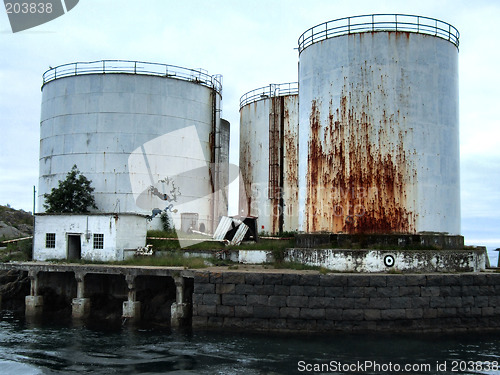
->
<box><xmin>297</xmin><ymin>14</ymin><xmax>460</xmax><ymax>234</ymax></box>
<box><xmin>39</xmin><ymin>60</ymin><xmax>228</xmax><ymax>232</ymax></box>
<box><xmin>239</xmin><ymin>83</ymin><xmax>299</xmax><ymax>234</ymax></box>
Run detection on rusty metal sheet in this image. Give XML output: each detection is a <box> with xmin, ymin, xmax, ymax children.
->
<box><xmin>213</xmin><ymin>216</ymin><xmax>233</xmax><ymax>241</ymax></box>
<box><xmin>229</xmin><ymin>223</ymin><xmax>249</xmax><ymax>246</ymax></box>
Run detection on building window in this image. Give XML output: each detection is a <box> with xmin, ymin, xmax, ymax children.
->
<box><xmin>93</xmin><ymin>233</ymin><xmax>104</xmax><ymax>249</ymax></box>
<box><xmin>45</xmin><ymin>233</ymin><xmax>56</xmax><ymax>248</ymax></box>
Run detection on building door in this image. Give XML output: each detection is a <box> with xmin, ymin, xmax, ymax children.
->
<box><xmin>67</xmin><ymin>234</ymin><xmax>82</xmax><ymax>260</ymax></box>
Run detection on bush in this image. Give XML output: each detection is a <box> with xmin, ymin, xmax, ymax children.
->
<box><xmin>43</xmin><ymin>165</ymin><xmax>97</xmax><ymax>213</ymax></box>
<box><xmin>160</xmin><ymin>211</ymin><xmax>174</xmax><ymax>232</ymax></box>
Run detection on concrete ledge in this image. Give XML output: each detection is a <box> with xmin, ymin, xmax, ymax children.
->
<box><xmin>182</xmin><ymin>248</ymin><xmax>486</xmax><ymax>273</ymax></box>
<box><xmin>286</xmin><ymin>248</ymin><xmax>486</xmax><ymax>273</ymax></box>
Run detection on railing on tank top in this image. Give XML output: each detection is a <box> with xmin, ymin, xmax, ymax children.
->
<box><xmin>42</xmin><ymin>60</ymin><xmax>223</xmax><ymax>94</ymax></box>
<box><xmin>298</xmin><ymin>14</ymin><xmax>460</xmax><ymax>54</ymax></box>
<box><xmin>239</xmin><ymin>82</ymin><xmax>298</xmax><ymax>109</ymax></box>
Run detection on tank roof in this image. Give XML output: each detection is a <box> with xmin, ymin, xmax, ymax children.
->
<box><xmin>298</xmin><ymin>14</ymin><xmax>459</xmax><ymax>54</ymax></box>
<box><xmin>42</xmin><ymin>60</ymin><xmax>222</xmax><ymax>94</ymax></box>
<box><xmin>239</xmin><ymin>82</ymin><xmax>298</xmax><ymax>109</ymax></box>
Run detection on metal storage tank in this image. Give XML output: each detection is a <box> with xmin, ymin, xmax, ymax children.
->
<box><xmin>39</xmin><ymin>60</ymin><xmax>228</xmax><ymax>232</ymax></box>
<box><xmin>297</xmin><ymin>14</ymin><xmax>460</xmax><ymax>234</ymax></box>
<box><xmin>239</xmin><ymin>83</ymin><xmax>299</xmax><ymax>234</ymax></box>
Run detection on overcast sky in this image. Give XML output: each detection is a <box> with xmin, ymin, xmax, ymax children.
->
<box><xmin>0</xmin><ymin>0</ymin><xmax>499</xmax><ymax>252</ymax></box>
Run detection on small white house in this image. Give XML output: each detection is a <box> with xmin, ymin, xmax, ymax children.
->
<box><xmin>33</xmin><ymin>213</ymin><xmax>147</xmax><ymax>262</ymax></box>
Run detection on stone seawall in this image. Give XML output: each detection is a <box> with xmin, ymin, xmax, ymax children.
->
<box><xmin>192</xmin><ymin>271</ymin><xmax>500</xmax><ymax>332</ymax></box>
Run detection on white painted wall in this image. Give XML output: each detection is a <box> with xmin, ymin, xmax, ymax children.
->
<box><xmin>34</xmin><ymin>214</ymin><xmax>146</xmax><ymax>261</ymax></box>
<box><xmin>286</xmin><ymin>249</ymin><xmax>486</xmax><ymax>273</ymax></box>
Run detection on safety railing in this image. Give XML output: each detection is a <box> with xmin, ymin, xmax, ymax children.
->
<box><xmin>239</xmin><ymin>82</ymin><xmax>298</xmax><ymax>109</ymax></box>
<box><xmin>42</xmin><ymin>60</ymin><xmax>223</xmax><ymax>94</ymax></box>
<box><xmin>298</xmin><ymin>14</ymin><xmax>459</xmax><ymax>54</ymax></box>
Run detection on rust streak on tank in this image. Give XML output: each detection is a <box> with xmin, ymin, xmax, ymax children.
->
<box><xmin>305</xmin><ymin>82</ymin><xmax>417</xmax><ymax>233</ymax></box>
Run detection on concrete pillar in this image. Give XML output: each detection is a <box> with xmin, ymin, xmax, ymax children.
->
<box><xmin>72</xmin><ymin>273</ymin><xmax>90</xmax><ymax>319</ymax></box>
<box><xmin>171</xmin><ymin>276</ymin><xmax>190</xmax><ymax>327</ymax></box>
<box><xmin>25</xmin><ymin>270</ymin><xmax>43</xmax><ymax>317</ymax></box>
<box><xmin>122</xmin><ymin>274</ymin><xmax>141</xmax><ymax>322</ymax></box>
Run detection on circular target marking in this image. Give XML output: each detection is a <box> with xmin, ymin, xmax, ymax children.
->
<box><xmin>384</xmin><ymin>255</ymin><xmax>395</xmax><ymax>267</ymax></box>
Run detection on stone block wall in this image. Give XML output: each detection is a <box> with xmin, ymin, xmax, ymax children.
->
<box><xmin>192</xmin><ymin>271</ymin><xmax>500</xmax><ymax>332</ymax></box>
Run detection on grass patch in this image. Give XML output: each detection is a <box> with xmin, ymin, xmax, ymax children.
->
<box><xmin>228</xmin><ymin>239</ymin><xmax>295</xmax><ymax>251</ymax></box>
<box><xmin>0</xmin><ymin>239</ymin><xmax>32</xmax><ymax>262</ymax></box>
<box><xmin>116</xmin><ymin>252</ymin><xmax>207</xmax><ymax>268</ymax></box>
<box><xmin>147</xmin><ymin>230</ymin><xmax>178</xmax><ymax>239</ymax></box>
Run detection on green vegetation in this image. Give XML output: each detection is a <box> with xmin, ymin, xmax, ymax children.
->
<box><xmin>116</xmin><ymin>252</ymin><xmax>207</xmax><ymax>268</ymax></box>
<box><xmin>159</xmin><ymin>211</ymin><xmax>174</xmax><ymax>233</ymax></box>
<box><xmin>0</xmin><ymin>204</ymin><xmax>33</xmax><ymax>228</ymax></box>
<box><xmin>146</xmin><ymin>230</ymin><xmax>295</xmax><ymax>251</ymax></box>
<box><xmin>43</xmin><ymin>165</ymin><xmax>98</xmax><ymax>213</ymax></box>
<box><xmin>0</xmin><ymin>238</ymin><xmax>32</xmax><ymax>262</ymax></box>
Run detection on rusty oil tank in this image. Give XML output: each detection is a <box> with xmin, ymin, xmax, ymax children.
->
<box><xmin>297</xmin><ymin>14</ymin><xmax>460</xmax><ymax>234</ymax></box>
<box><xmin>239</xmin><ymin>83</ymin><xmax>299</xmax><ymax>234</ymax></box>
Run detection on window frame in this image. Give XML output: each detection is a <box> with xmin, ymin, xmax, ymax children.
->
<box><xmin>93</xmin><ymin>233</ymin><xmax>104</xmax><ymax>249</ymax></box>
<box><xmin>45</xmin><ymin>233</ymin><xmax>56</xmax><ymax>248</ymax></box>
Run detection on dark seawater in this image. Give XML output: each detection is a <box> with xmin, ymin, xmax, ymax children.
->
<box><xmin>1</xmin><ymin>311</ymin><xmax>500</xmax><ymax>375</ymax></box>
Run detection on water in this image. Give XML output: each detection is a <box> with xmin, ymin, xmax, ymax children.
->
<box><xmin>1</xmin><ymin>311</ymin><xmax>500</xmax><ymax>374</ymax></box>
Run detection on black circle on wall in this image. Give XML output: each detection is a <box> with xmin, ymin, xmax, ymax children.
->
<box><xmin>384</xmin><ymin>255</ymin><xmax>395</xmax><ymax>267</ymax></box>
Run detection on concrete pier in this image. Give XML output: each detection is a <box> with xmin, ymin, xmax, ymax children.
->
<box><xmin>122</xmin><ymin>275</ymin><xmax>141</xmax><ymax>322</ymax></box>
<box><xmin>72</xmin><ymin>273</ymin><xmax>90</xmax><ymax>319</ymax></box>
<box><xmin>0</xmin><ymin>263</ymin><xmax>193</xmax><ymax>325</ymax></box>
<box><xmin>171</xmin><ymin>276</ymin><xmax>190</xmax><ymax>327</ymax></box>
<box><xmin>25</xmin><ymin>270</ymin><xmax>43</xmax><ymax>317</ymax></box>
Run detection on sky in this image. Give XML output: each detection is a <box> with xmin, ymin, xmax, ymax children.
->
<box><xmin>0</xmin><ymin>0</ymin><xmax>499</xmax><ymax>252</ymax></box>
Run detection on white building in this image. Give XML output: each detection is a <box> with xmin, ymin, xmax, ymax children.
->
<box><xmin>33</xmin><ymin>213</ymin><xmax>147</xmax><ymax>262</ymax></box>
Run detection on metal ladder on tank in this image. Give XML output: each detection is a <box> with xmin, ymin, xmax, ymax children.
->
<box><xmin>210</xmin><ymin>79</ymin><xmax>223</xmax><ymax>233</ymax></box>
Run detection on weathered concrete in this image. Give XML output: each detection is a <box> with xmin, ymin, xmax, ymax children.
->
<box><xmin>182</xmin><ymin>247</ymin><xmax>486</xmax><ymax>273</ymax></box>
<box><xmin>25</xmin><ymin>295</ymin><xmax>43</xmax><ymax>317</ymax></box>
<box><xmin>72</xmin><ymin>298</ymin><xmax>91</xmax><ymax>319</ymax></box>
<box><xmin>286</xmin><ymin>248</ymin><xmax>486</xmax><ymax>273</ymax></box>
<box><xmin>122</xmin><ymin>274</ymin><xmax>141</xmax><ymax>322</ymax></box>
<box><xmin>71</xmin><ymin>272</ymin><xmax>90</xmax><ymax>319</ymax></box>
<box><xmin>171</xmin><ymin>276</ymin><xmax>191</xmax><ymax>327</ymax></box>
<box><xmin>0</xmin><ymin>263</ymin><xmax>194</xmax><ymax>325</ymax></box>
<box><xmin>25</xmin><ymin>269</ymin><xmax>43</xmax><ymax>317</ymax></box>
<box><xmin>122</xmin><ymin>301</ymin><xmax>141</xmax><ymax>322</ymax></box>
